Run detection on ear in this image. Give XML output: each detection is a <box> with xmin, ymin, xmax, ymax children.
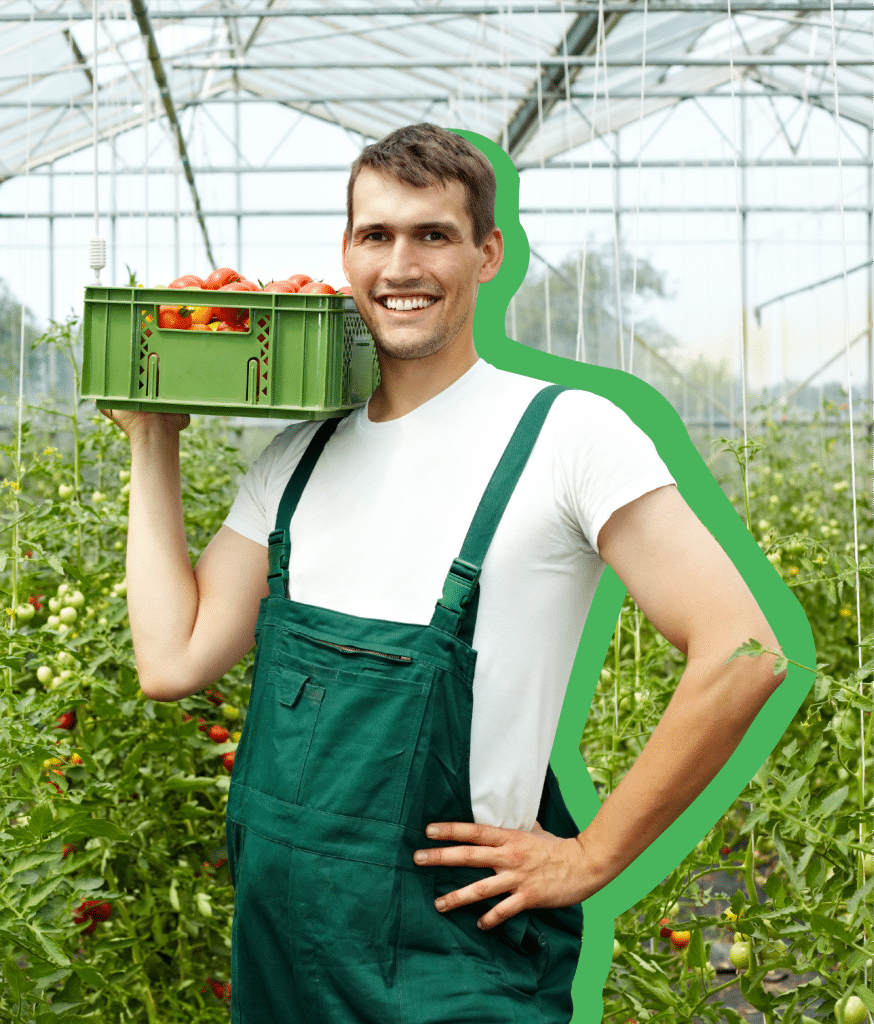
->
<box><xmin>477</xmin><ymin>227</ymin><xmax>504</xmax><ymax>285</ymax></box>
<box><xmin>341</xmin><ymin>231</ymin><xmax>351</xmax><ymax>283</ymax></box>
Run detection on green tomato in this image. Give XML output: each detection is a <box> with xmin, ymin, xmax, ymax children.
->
<box><xmin>119</xmin><ymin>469</ymin><xmax>131</xmax><ymax>482</ymax></box>
<box><xmin>15</xmin><ymin>604</ymin><xmax>35</xmax><ymax>622</ymax></box>
<box><xmin>48</xmin><ymin>597</ymin><xmax>62</xmax><ymax>613</ymax></box>
<box><xmin>36</xmin><ymin>665</ymin><xmax>52</xmax><ymax>684</ymax></box>
<box><xmin>92</xmin><ymin>491</ymin><xmax>107</xmax><ymax>504</ymax></box>
<box><xmin>729</xmin><ymin>943</ymin><xmax>750</xmax><ymax>970</ymax></box>
<box><xmin>65</xmin><ymin>590</ymin><xmax>85</xmax><ymax>609</ymax></box>
<box><xmin>46</xmin><ymin>615</ymin><xmax>60</xmax><ymax>629</ymax></box>
<box><xmin>864</xmin><ymin>853</ymin><xmax>873</xmax><ymax>879</ymax></box>
<box><xmin>59</xmin><ymin>606</ymin><xmax>78</xmax><ymax>624</ymax></box>
<box><xmin>612</xmin><ymin>939</ymin><xmax>622</xmax><ymax>961</ymax></box>
<box><xmin>57</xmin><ymin>484</ymin><xmax>75</xmax><ymax>499</ymax></box>
<box><xmin>838</xmin><ymin>995</ymin><xmax>867</xmax><ymax>1024</ymax></box>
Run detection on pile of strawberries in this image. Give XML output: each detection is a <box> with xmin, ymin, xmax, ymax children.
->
<box><xmin>155</xmin><ymin>267</ymin><xmax>352</xmax><ymax>332</ymax></box>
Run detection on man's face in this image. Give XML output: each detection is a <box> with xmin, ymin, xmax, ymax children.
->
<box><xmin>342</xmin><ymin>167</ymin><xmax>502</xmax><ymax>362</ymax></box>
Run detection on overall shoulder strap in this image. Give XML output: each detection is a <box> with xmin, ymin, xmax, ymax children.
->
<box><xmin>430</xmin><ymin>384</ymin><xmax>571</xmax><ymax>641</ymax></box>
<box><xmin>267</xmin><ymin>416</ymin><xmax>346</xmax><ymax>598</ymax></box>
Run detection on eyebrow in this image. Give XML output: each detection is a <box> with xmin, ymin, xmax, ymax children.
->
<box><xmin>354</xmin><ymin>220</ymin><xmax>464</xmax><ymax>239</ymax></box>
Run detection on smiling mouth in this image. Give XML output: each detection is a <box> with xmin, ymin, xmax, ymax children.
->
<box><xmin>377</xmin><ymin>295</ymin><xmax>439</xmax><ymax>311</ymax></box>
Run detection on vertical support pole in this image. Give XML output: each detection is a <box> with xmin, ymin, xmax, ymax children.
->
<box><xmin>739</xmin><ymin>83</ymin><xmax>749</xmax><ymax>438</ymax></box>
<box><xmin>111</xmin><ymin>132</ymin><xmax>117</xmax><ymax>287</ymax></box>
<box><xmin>48</xmin><ymin>161</ymin><xmax>56</xmax><ymax>402</ymax></box>
<box><xmin>615</xmin><ymin>131</ymin><xmax>622</xmax><ymax>372</ymax></box>
<box><xmin>867</xmin><ymin>126</ymin><xmax>872</xmax><ymax>422</ymax></box>
<box><xmin>235</xmin><ymin>89</ymin><xmax>242</xmax><ymax>272</ymax></box>
<box><xmin>173</xmin><ymin>142</ymin><xmax>180</xmax><ymax>279</ymax></box>
<box><xmin>48</xmin><ymin>162</ymin><xmax>55</xmax><ymax>323</ymax></box>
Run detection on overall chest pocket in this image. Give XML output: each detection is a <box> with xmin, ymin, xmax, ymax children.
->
<box><xmin>295</xmin><ymin>663</ymin><xmax>435</xmax><ymax>826</ymax></box>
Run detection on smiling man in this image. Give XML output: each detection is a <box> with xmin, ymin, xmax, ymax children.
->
<box><xmin>106</xmin><ymin>123</ymin><xmax>787</xmax><ymax>1024</ymax></box>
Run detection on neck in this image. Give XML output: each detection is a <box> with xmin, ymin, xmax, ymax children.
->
<box><xmin>367</xmin><ymin>342</ymin><xmax>479</xmax><ymax>422</ymax></box>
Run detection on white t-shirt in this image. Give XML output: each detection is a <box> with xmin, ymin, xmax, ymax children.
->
<box><xmin>223</xmin><ymin>358</ymin><xmax>675</xmax><ymax>831</ymax></box>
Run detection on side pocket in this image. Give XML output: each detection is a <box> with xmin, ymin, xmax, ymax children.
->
<box><xmin>262</xmin><ymin>670</ymin><xmax>325</xmax><ymax>805</ymax></box>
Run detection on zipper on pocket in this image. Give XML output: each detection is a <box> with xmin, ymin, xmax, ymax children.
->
<box><xmin>313</xmin><ymin>637</ymin><xmax>412</xmax><ymax>662</ymax></box>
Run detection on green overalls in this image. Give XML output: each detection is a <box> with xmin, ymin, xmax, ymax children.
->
<box><xmin>226</xmin><ymin>383</ymin><xmax>584</xmax><ymax>1023</ymax></box>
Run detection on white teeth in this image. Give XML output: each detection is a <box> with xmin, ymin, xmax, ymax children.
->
<box><xmin>382</xmin><ymin>296</ymin><xmax>436</xmax><ymax>310</ymax></box>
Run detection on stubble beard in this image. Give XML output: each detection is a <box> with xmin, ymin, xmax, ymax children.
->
<box><xmin>361</xmin><ymin>297</ymin><xmax>472</xmax><ymax>363</ymax></box>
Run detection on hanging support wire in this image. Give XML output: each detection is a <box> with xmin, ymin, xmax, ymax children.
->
<box><xmin>825</xmin><ymin>0</ymin><xmax>865</xmax><ymax>895</ymax></box>
<box><xmin>129</xmin><ymin>0</ymin><xmax>217</xmax><ymax>269</ymax></box>
<box><xmin>90</xmin><ymin>0</ymin><xmax>105</xmax><ymax>284</ymax></box>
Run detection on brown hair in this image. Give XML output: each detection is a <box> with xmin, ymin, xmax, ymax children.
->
<box><xmin>345</xmin><ymin>123</ymin><xmax>496</xmax><ymax>247</ymax></box>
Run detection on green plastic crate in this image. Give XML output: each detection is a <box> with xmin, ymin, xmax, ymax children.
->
<box><xmin>82</xmin><ymin>286</ymin><xmax>381</xmax><ymax>419</ymax></box>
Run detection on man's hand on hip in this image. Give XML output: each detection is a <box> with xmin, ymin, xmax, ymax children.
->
<box><xmin>412</xmin><ymin>820</ymin><xmax>591</xmax><ymax>930</ymax></box>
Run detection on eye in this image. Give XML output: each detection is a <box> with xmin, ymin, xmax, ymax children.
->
<box><xmin>423</xmin><ymin>230</ymin><xmax>447</xmax><ymax>241</ymax></box>
<box><xmin>363</xmin><ymin>231</ymin><xmax>388</xmax><ymax>242</ymax></box>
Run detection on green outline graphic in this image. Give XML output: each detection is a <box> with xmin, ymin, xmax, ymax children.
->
<box><xmin>453</xmin><ymin>127</ymin><xmax>816</xmax><ymax>1022</ymax></box>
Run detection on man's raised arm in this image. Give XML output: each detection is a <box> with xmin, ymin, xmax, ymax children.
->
<box><xmin>102</xmin><ymin>407</ymin><xmax>269</xmax><ymax>703</ymax></box>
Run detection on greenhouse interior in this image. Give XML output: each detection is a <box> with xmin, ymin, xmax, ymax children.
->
<box><xmin>0</xmin><ymin>3</ymin><xmax>870</xmax><ymax>1024</ymax></box>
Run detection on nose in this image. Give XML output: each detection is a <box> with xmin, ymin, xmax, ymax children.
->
<box><xmin>382</xmin><ymin>235</ymin><xmax>424</xmax><ymax>286</ymax></box>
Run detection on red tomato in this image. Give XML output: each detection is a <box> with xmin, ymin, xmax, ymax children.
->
<box><xmin>216</xmin><ymin>281</ymin><xmax>259</xmax><ymax>326</ymax></box>
<box><xmin>337</xmin><ymin>286</ymin><xmax>354</xmax><ymax>295</ymax></box>
<box><xmin>204</xmin><ymin>267</ymin><xmax>243</xmax><ymax>290</ymax></box>
<box><xmin>262</xmin><ymin>280</ymin><xmax>298</xmax><ymax>293</ymax></box>
<box><xmin>158</xmin><ymin>305</ymin><xmax>192</xmax><ymax>329</ymax></box>
<box><xmin>299</xmin><ymin>281</ymin><xmax>336</xmax><ymax>295</ymax></box>
<box><xmin>168</xmin><ymin>275</ymin><xmax>205</xmax><ymax>289</ymax></box>
<box><xmin>285</xmin><ymin>274</ymin><xmax>312</xmax><ymax>290</ymax></box>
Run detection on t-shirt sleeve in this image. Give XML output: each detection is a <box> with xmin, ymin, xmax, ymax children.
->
<box><xmin>552</xmin><ymin>390</ymin><xmax>676</xmax><ymax>557</ymax></box>
<box><xmin>222</xmin><ymin>424</ymin><xmax>303</xmax><ymax>547</ymax></box>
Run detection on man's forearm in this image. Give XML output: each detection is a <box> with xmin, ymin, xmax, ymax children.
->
<box><xmin>574</xmin><ymin>643</ymin><xmax>786</xmax><ymax>900</ymax></box>
<box><xmin>126</xmin><ymin>424</ymin><xmax>199</xmax><ymax>697</ymax></box>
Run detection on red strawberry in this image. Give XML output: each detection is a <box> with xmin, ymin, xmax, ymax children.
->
<box><xmin>209</xmin><ymin>725</ymin><xmax>229</xmax><ymax>744</ymax></box>
<box><xmin>224</xmin><ymin>981</ymin><xmax>232</xmax><ymax>999</ymax></box>
<box><xmin>222</xmin><ymin>751</ymin><xmax>235</xmax><ymax>772</ymax></box>
<box><xmin>78</xmin><ymin>919</ymin><xmax>97</xmax><ymax>935</ymax></box>
<box><xmin>205</xmin><ymin>689</ymin><xmax>225</xmax><ymax>706</ymax></box>
<box><xmin>63</xmin><ymin>844</ymin><xmax>76</xmax><ymax>857</ymax></box>
<box><xmin>197</xmin><ymin>717</ymin><xmax>208</xmax><ymax>732</ymax></box>
<box><xmin>659</xmin><ymin>918</ymin><xmax>672</xmax><ymax>938</ymax></box>
<box><xmin>208</xmin><ymin>977</ymin><xmax>226</xmax><ymax>1000</ymax></box>
<box><xmin>56</xmin><ymin>711</ymin><xmax>76</xmax><ymax>730</ymax></box>
<box><xmin>670</xmin><ymin>930</ymin><xmax>691</xmax><ymax>949</ymax></box>
<box><xmin>720</xmin><ymin>845</ymin><xmax>731</xmax><ymax>856</ymax></box>
<box><xmin>182</xmin><ymin>712</ymin><xmax>193</xmax><ymax>723</ymax></box>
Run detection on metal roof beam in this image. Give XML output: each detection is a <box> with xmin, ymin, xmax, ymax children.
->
<box><xmin>128</xmin><ymin>0</ymin><xmax>217</xmax><ymax>269</ymax></box>
<box><xmin>3</xmin><ymin>90</ymin><xmax>869</xmax><ymax>108</ymax></box>
<box><xmin>2</xmin><ymin>4</ymin><xmax>871</xmax><ymax>17</ymax></box>
<box><xmin>168</xmin><ymin>56</ymin><xmax>874</xmax><ymax>68</ymax></box>
<box><xmin>503</xmin><ymin>11</ymin><xmax>614</xmax><ymax>158</ymax></box>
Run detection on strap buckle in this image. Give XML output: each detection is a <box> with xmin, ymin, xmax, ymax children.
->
<box><xmin>267</xmin><ymin>528</ymin><xmax>290</xmax><ymax>594</ymax></box>
<box><xmin>437</xmin><ymin>557</ymin><xmax>481</xmax><ymax>615</ymax></box>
